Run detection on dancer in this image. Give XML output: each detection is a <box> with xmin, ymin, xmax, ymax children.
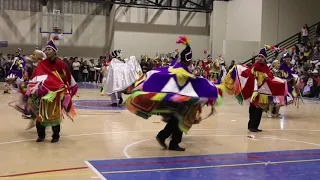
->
<box><xmin>4</xmin><ymin>48</ymin><xmax>25</xmax><ymax>94</ymax></box>
<box><xmin>268</xmin><ymin>60</ymin><xmax>283</xmax><ymax>118</ymax></box>
<box><xmin>100</xmin><ymin>53</ymin><xmax>111</xmax><ymax>96</ymax></box>
<box><xmin>104</xmin><ymin>50</ymin><xmax>141</xmax><ymax>106</ymax></box>
<box><xmin>125</xmin><ymin>36</ymin><xmax>223</xmax><ymax>151</ymax></box>
<box><xmin>202</xmin><ymin>50</ymin><xmax>212</xmax><ymax>78</ymax></box>
<box><xmin>25</xmin><ymin>39</ymin><xmax>77</xmax><ymax>143</ymax></box>
<box><xmin>218</xmin><ymin>56</ymin><xmax>227</xmax><ymax>81</ymax></box>
<box><xmin>279</xmin><ymin>52</ymin><xmax>301</xmax><ymax>105</ymax></box>
<box><xmin>208</xmin><ymin>59</ymin><xmax>222</xmax><ymax>84</ymax></box>
<box><xmin>222</xmin><ymin>47</ymin><xmax>287</xmax><ymax>132</ymax></box>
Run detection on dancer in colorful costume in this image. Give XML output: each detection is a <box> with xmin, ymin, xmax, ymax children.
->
<box><xmin>208</xmin><ymin>59</ymin><xmax>222</xmax><ymax>84</ymax></box>
<box><xmin>202</xmin><ymin>50</ymin><xmax>212</xmax><ymax>78</ymax></box>
<box><xmin>125</xmin><ymin>36</ymin><xmax>223</xmax><ymax>151</ymax></box>
<box><xmin>4</xmin><ymin>48</ymin><xmax>26</xmax><ymax>94</ymax></box>
<box><xmin>25</xmin><ymin>39</ymin><xmax>77</xmax><ymax>143</ymax></box>
<box><xmin>279</xmin><ymin>52</ymin><xmax>301</xmax><ymax>105</ymax></box>
<box><xmin>266</xmin><ymin>46</ymin><xmax>301</xmax><ymax>117</ymax></box>
<box><xmin>268</xmin><ymin>60</ymin><xmax>283</xmax><ymax>118</ymax></box>
<box><xmin>104</xmin><ymin>50</ymin><xmax>142</xmax><ymax>106</ymax></box>
<box><xmin>222</xmin><ymin>48</ymin><xmax>287</xmax><ymax>132</ymax></box>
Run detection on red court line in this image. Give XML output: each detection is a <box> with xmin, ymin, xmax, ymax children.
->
<box><xmin>1</xmin><ymin>152</ymin><xmax>320</xmax><ymax>178</ymax></box>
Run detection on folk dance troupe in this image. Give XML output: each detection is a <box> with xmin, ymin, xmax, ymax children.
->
<box><xmin>6</xmin><ymin>35</ymin><xmax>300</xmax><ymax>151</ymax></box>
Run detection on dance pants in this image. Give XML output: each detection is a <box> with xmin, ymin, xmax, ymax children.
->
<box><xmin>248</xmin><ymin>105</ymin><xmax>263</xmax><ymax>129</ymax></box>
<box><xmin>157</xmin><ymin>116</ymin><xmax>183</xmax><ymax>148</ymax></box>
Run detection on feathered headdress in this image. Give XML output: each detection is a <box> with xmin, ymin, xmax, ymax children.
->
<box><xmin>176</xmin><ymin>36</ymin><xmax>190</xmax><ymax>46</ymax></box>
<box><xmin>264</xmin><ymin>45</ymin><xmax>286</xmax><ymax>52</ymax></box>
<box><xmin>176</xmin><ymin>36</ymin><xmax>192</xmax><ymax>62</ymax></box>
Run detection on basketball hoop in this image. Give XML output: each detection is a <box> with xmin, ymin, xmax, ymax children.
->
<box><xmin>53</xmin><ymin>27</ymin><xmax>62</xmax><ymax>34</ymax></box>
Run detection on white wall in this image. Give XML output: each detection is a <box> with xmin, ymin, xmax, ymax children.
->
<box><xmin>226</xmin><ymin>0</ymin><xmax>262</xmax><ymax>42</ymax></box>
<box><xmin>112</xmin><ymin>6</ymin><xmax>210</xmax><ymax>59</ymax></box>
<box><xmin>210</xmin><ymin>2</ymin><xmax>227</xmax><ymax>59</ymax></box>
<box><xmin>211</xmin><ymin>0</ymin><xmax>262</xmax><ymax>64</ymax></box>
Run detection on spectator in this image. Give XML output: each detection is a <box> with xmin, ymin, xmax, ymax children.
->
<box><xmin>88</xmin><ymin>59</ymin><xmax>95</xmax><ymax>83</ymax></box>
<box><xmin>82</xmin><ymin>60</ymin><xmax>89</xmax><ymax>82</ymax></box>
<box><xmin>301</xmin><ymin>24</ymin><xmax>309</xmax><ymax>46</ymax></box>
<box><xmin>72</xmin><ymin>58</ymin><xmax>81</xmax><ymax>82</ymax></box>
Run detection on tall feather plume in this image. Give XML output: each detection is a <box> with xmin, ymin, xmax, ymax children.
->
<box><xmin>264</xmin><ymin>44</ymin><xmax>286</xmax><ymax>52</ymax></box>
<box><xmin>176</xmin><ymin>36</ymin><xmax>190</xmax><ymax>46</ymax></box>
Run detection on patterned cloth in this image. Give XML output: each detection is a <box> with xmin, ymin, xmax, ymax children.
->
<box><xmin>125</xmin><ymin>62</ymin><xmax>222</xmax><ymax>133</ymax></box>
<box><xmin>279</xmin><ymin>63</ymin><xmax>301</xmax><ymax>105</ymax></box>
<box><xmin>23</xmin><ymin>58</ymin><xmax>77</xmax><ymax>126</ymax></box>
<box><xmin>223</xmin><ymin>63</ymin><xmax>287</xmax><ymax>110</ymax></box>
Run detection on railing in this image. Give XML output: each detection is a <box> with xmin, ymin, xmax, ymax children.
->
<box><xmin>242</xmin><ymin>22</ymin><xmax>319</xmax><ymax>65</ymax></box>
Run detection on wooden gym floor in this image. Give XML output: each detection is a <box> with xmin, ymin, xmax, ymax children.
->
<box><xmin>1</xmin><ymin>83</ymin><xmax>320</xmax><ymax>179</ymax></box>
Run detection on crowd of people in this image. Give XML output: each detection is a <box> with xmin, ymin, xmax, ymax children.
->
<box><xmin>264</xmin><ymin>23</ymin><xmax>320</xmax><ymax>99</ymax></box>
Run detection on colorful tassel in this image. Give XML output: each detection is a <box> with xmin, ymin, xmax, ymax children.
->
<box><xmin>42</xmin><ymin>91</ymin><xmax>57</xmax><ymax>102</ymax></box>
<box><xmin>100</xmin><ymin>86</ymin><xmax>104</xmax><ymax>96</ymax></box>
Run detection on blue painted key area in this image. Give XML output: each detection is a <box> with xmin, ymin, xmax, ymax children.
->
<box><xmin>87</xmin><ymin>149</ymin><xmax>320</xmax><ymax>180</ymax></box>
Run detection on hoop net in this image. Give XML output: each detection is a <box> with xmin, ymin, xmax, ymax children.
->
<box><xmin>53</xmin><ymin>27</ymin><xmax>62</xmax><ymax>34</ymax></box>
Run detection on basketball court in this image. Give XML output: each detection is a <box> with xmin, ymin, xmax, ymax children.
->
<box><xmin>1</xmin><ymin>83</ymin><xmax>320</xmax><ymax>179</ymax></box>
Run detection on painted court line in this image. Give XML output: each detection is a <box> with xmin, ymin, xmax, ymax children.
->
<box><xmin>2</xmin><ymin>149</ymin><xmax>320</xmax><ymax>178</ymax></box>
<box><xmin>1</xmin><ymin>128</ymin><xmax>320</xmax><ymax>145</ymax></box>
<box><xmin>123</xmin><ymin>135</ymin><xmax>320</xmax><ymax>158</ymax></box>
<box><xmin>85</xmin><ymin>161</ymin><xmax>107</xmax><ymax>180</ymax></box>
<box><xmin>99</xmin><ymin>158</ymin><xmax>320</xmax><ymax>174</ymax></box>
<box><xmin>0</xmin><ymin>172</ymin><xmax>94</xmax><ymax>179</ymax></box>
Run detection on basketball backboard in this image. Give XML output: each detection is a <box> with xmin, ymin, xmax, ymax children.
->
<box><xmin>40</xmin><ymin>12</ymin><xmax>73</xmax><ymax>35</ymax></box>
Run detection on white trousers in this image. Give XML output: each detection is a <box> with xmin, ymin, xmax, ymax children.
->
<box><xmin>110</xmin><ymin>92</ymin><xmax>122</xmax><ymax>104</ymax></box>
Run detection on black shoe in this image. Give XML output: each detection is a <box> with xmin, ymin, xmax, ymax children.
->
<box><xmin>36</xmin><ymin>137</ymin><xmax>45</xmax><ymax>142</ymax></box>
<box><xmin>51</xmin><ymin>138</ymin><xmax>59</xmax><ymax>143</ymax></box>
<box><xmin>249</xmin><ymin>128</ymin><xmax>259</xmax><ymax>132</ymax></box>
<box><xmin>249</xmin><ymin>128</ymin><xmax>262</xmax><ymax>132</ymax></box>
<box><xmin>156</xmin><ymin>136</ymin><xmax>167</xmax><ymax>149</ymax></box>
<box><xmin>169</xmin><ymin>145</ymin><xmax>185</xmax><ymax>151</ymax></box>
<box><xmin>119</xmin><ymin>97</ymin><xmax>123</xmax><ymax>105</ymax></box>
<box><xmin>110</xmin><ymin>103</ymin><xmax>117</xmax><ymax>107</ymax></box>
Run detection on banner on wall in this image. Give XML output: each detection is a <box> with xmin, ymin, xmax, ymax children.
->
<box><xmin>0</xmin><ymin>41</ymin><xmax>8</xmax><ymax>47</ymax></box>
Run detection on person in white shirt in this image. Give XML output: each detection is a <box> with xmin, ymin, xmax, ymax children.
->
<box><xmin>72</xmin><ymin>58</ymin><xmax>81</xmax><ymax>82</ymax></box>
<box><xmin>301</xmin><ymin>24</ymin><xmax>309</xmax><ymax>45</ymax></box>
